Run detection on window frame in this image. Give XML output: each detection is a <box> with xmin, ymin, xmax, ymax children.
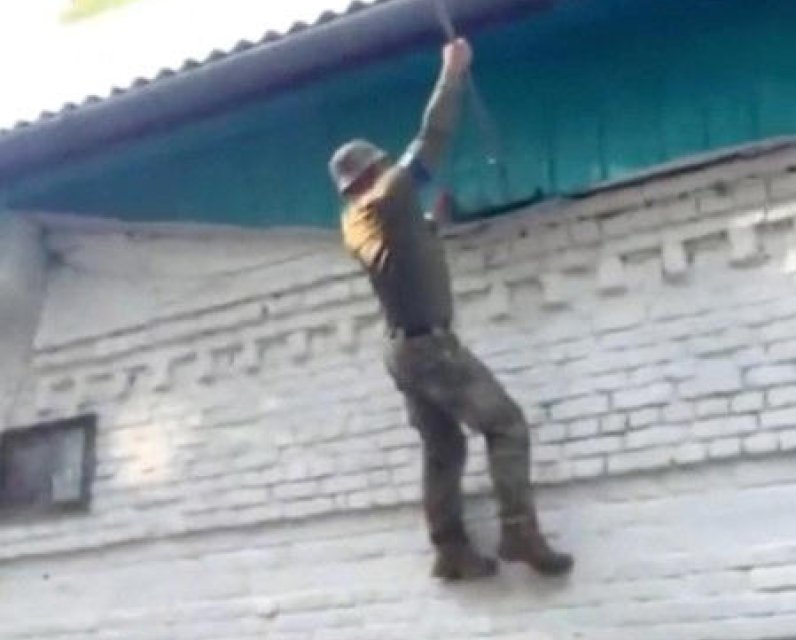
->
<box><xmin>0</xmin><ymin>414</ymin><xmax>97</xmax><ymax>519</ymax></box>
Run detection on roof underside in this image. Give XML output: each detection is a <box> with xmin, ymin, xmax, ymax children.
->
<box><xmin>0</xmin><ymin>0</ymin><xmax>548</xmax><ymax>185</ymax></box>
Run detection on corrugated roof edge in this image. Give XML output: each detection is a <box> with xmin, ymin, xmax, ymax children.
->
<box><xmin>1</xmin><ymin>0</ymin><xmax>388</xmax><ymax>136</ymax></box>
<box><xmin>0</xmin><ymin>0</ymin><xmax>549</xmax><ymax>186</ymax></box>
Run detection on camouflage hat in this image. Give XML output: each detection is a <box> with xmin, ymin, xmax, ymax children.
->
<box><xmin>328</xmin><ymin>139</ymin><xmax>387</xmax><ymax>194</ymax></box>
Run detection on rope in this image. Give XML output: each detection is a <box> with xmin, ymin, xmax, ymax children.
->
<box><xmin>431</xmin><ymin>0</ymin><xmax>510</xmax><ymax>200</ymax></box>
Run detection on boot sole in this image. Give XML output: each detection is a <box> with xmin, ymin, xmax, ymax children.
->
<box><xmin>433</xmin><ymin>560</ymin><xmax>499</xmax><ymax>581</ymax></box>
<box><xmin>498</xmin><ymin>549</ymin><xmax>574</xmax><ymax>576</ymax></box>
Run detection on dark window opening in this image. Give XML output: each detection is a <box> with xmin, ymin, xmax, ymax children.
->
<box><xmin>0</xmin><ymin>415</ymin><xmax>97</xmax><ymax>518</ymax></box>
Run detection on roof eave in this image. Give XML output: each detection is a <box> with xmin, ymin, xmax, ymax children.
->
<box><xmin>0</xmin><ymin>0</ymin><xmax>546</xmax><ymax>187</ymax></box>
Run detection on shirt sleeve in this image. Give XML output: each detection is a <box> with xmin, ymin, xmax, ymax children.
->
<box><xmin>398</xmin><ymin>141</ymin><xmax>433</xmax><ymax>187</ymax></box>
<box><xmin>399</xmin><ymin>72</ymin><xmax>465</xmax><ymax>186</ymax></box>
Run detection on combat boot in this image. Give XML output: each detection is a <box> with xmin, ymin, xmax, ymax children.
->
<box><xmin>432</xmin><ymin>542</ymin><xmax>498</xmax><ymax>581</ymax></box>
<box><xmin>498</xmin><ymin>522</ymin><xmax>574</xmax><ymax>576</ymax></box>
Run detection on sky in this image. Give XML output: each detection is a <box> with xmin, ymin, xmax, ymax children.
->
<box><xmin>0</xmin><ymin>0</ymin><xmax>376</xmax><ymax>130</ymax></box>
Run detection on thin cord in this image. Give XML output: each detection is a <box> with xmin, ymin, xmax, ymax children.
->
<box><xmin>432</xmin><ymin>0</ymin><xmax>510</xmax><ymax>199</ymax></box>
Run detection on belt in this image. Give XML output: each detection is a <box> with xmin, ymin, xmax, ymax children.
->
<box><xmin>389</xmin><ymin>324</ymin><xmax>449</xmax><ymax>339</ymax></box>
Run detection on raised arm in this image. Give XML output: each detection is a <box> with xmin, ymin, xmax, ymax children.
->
<box><xmin>400</xmin><ymin>38</ymin><xmax>472</xmax><ymax>183</ymax></box>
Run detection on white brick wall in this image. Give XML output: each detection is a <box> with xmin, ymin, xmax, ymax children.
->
<box><xmin>6</xmin><ymin>148</ymin><xmax>796</xmax><ymax>637</ymax></box>
<box><xmin>0</xmin><ymin>214</ymin><xmax>46</xmax><ymax>421</ymax></box>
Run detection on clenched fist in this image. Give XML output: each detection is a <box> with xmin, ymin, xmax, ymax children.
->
<box><xmin>442</xmin><ymin>38</ymin><xmax>472</xmax><ymax>79</ymax></box>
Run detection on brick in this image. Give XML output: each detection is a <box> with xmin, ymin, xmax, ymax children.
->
<box><xmin>783</xmin><ymin>245</ymin><xmax>796</xmax><ymax>275</ymax></box>
<box><xmin>750</xmin><ymin>566</ymin><xmax>796</xmax><ymax>591</ymax></box>
<box><xmin>540</xmin><ymin>273</ymin><xmax>568</xmax><ymax>308</ymax></box>
<box><xmin>535</xmin><ymin>444</ymin><xmax>562</xmax><ymax>463</ymax></box>
<box><xmin>766</xmin><ymin>199</ymin><xmax>796</xmax><ymax>223</ymax></box>
<box><xmin>568</xmin><ymin>418</ymin><xmax>600</xmax><ymax>439</ymax></box>
<box><xmin>626</xmin><ymin>426</ymin><xmax>683</xmax><ymax>449</ymax></box>
<box><xmin>601</xmin><ymin>328</ymin><xmax>653</xmax><ymax>351</ymax></box>
<box><xmin>736</xmin><ymin>346</ymin><xmax>767</xmax><ymax>368</ymax></box>
<box><xmin>697</xmin><ymin>187</ymin><xmax>733</xmax><ymax>215</ymax></box>
<box><xmin>701</xmin><ymin>180</ymin><xmax>765</xmax><ymax>214</ymax></box>
<box><xmin>486</xmin><ymin>281</ymin><xmax>511</xmax><ymax>321</ymax></box>
<box><xmin>303</xmin><ymin>281</ymin><xmax>352</xmax><ymax>308</ymax></box>
<box><xmin>680</xmin><ymin>362</ymin><xmax>743</xmax><ymax>399</ymax></box>
<box><xmin>396</xmin><ymin>483</ymin><xmax>421</xmax><ymax>503</ymax></box>
<box><xmin>733</xmin><ymin>179</ymin><xmax>767</xmax><ymax>208</ymax></box>
<box><xmin>695</xmin><ymin>398</ymin><xmax>730</xmax><ymax>418</ymax></box>
<box><xmin>770</xmin><ymin>171</ymin><xmax>796</xmax><ymax>200</ymax></box>
<box><xmin>761</xmin><ymin>319</ymin><xmax>796</xmax><ymax>343</ymax></box>
<box><xmin>707</xmin><ymin>437</ymin><xmax>742</xmax><ymax>459</ymax></box>
<box><xmin>370</xmin><ymin>486</ymin><xmax>401</xmax><ymax>506</ymax></box>
<box><xmin>608</xmin><ymin>448</ymin><xmax>672</xmax><ymax>474</ymax></box>
<box><xmin>663</xmin><ymin>401</ymin><xmax>694</xmax><ymax>423</ymax></box>
<box><xmin>367</xmin><ymin>469</ymin><xmax>391</xmax><ymax>487</ymax></box>
<box><xmin>728</xmin><ymin>224</ymin><xmax>761</xmax><ymax>266</ymax></box>
<box><xmin>534</xmin><ymin>460</ymin><xmax>572</xmax><ymax>484</ymax></box>
<box><xmin>386</xmin><ymin>448</ymin><xmax>413</xmax><ymax>467</ymax></box>
<box><xmin>613</xmin><ymin>383</ymin><xmax>674</xmax><ymax>410</ymax></box>
<box><xmin>689</xmin><ymin>329</ymin><xmax>750</xmax><ymax>357</ymax></box>
<box><xmin>690</xmin><ymin>313</ymin><xmax>736</xmax><ymax>334</ymax></box>
<box><xmin>731</xmin><ymin>392</ymin><xmax>764</xmax><ymax>413</ymax></box>
<box><xmin>597</xmin><ymin>255</ymin><xmax>628</xmax><ymax>295</ymax></box>
<box><xmin>766</xmin><ymin>338</ymin><xmax>796</xmax><ymax>362</ymax></box>
<box><xmin>589</xmin><ymin>372</ymin><xmax>627</xmax><ymax>391</ymax></box>
<box><xmin>321</xmin><ymin>474</ymin><xmax>368</xmax><ymax>494</ymax></box>
<box><xmin>394</xmin><ymin>465</ymin><xmax>421</xmax><ymax>487</ymax></box>
<box><xmin>629</xmin><ymin>407</ymin><xmax>660</xmax><ymax>427</ymax></box>
<box><xmin>673</xmin><ymin>442</ymin><xmax>708</xmax><ymax>465</ymax></box>
<box><xmin>595</xmin><ymin>300</ymin><xmax>646</xmax><ymax>333</ymax></box>
<box><xmin>570</xmin><ymin>219</ymin><xmax>601</xmax><ymax>245</ymax></box>
<box><xmin>662</xmin><ymin>239</ymin><xmax>688</xmax><ymax>281</ymax></box>
<box><xmin>651</xmin><ymin>194</ymin><xmax>698</xmax><ymax>221</ymax></box>
<box><xmin>750</xmin><ymin>542</ymin><xmax>796</xmax><ymax>567</ymax></box>
<box><xmin>551</xmin><ymin>395</ymin><xmax>609</xmax><ymax>420</ymax></box>
<box><xmin>591</xmin><ymin>343</ymin><xmax>677</xmax><ymax>373</ymax></box>
<box><xmin>661</xmin><ymin>360</ymin><xmax>697</xmax><ymax>382</ymax></box>
<box><xmin>345</xmin><ymin>490</ymin><xmax>373</xmax><ymax>510</ymax></box>
<box><xmin>571</xmin><ymin>457</ymin><xmax>605</xmax><ymax>479</ymax></box>
<box><xmin>760</xmin><ymin>408</ymin><xmax>796</xmax><ymax>430</ymax></box>
<box><xmin>538</xmin><ymin>423</ymin><xmax>566</xmax><ymax>443</ymax></box>
<box><xmin>273</xmin><ymin>481</ymin><xmax>319</xmax><ymax>501</ymax></box>
<box><xmin>282</xmin><ymin>497</ymin><xmax>335</xmax><ymax>519</ymax></box>
<box><xmin>693</xmin><ymin>415</ymin><xmax>757</xmax><ymax>439</ymax></box>
<box><xmin>540</xmin><ymin>224</ymin><xmax>570</xmax><ymax>252</ymax></box>
<box><xmin>627</xmin><ymin>365</ymin><xmax>663</xmax><ymax>387</ymax></box>
<box><xmin>747</xmin><ymin>365</ymin><xmax>796</xmax><ymax>388</ymax></box>
<box><xmin>377</xmin><ymin>429</ymin><xmax>417</xmax><ymax>449</ymax></box>
<box><xmin>336</xmin><ymin>318</ymin><xmax>357</xmax><ymax>352</ymax></box>
<box><xmin>288</xmin><ymin>331</ymin><xmax>310</xmax><ymax>362</ymax></box>
<box><xmin>454</xmin><ymin>249</ymin><xmax>485</xmax><ymax>272</ymax></box>
<box><xmin>650</xmin><ymin>293</ymin><xmax>706</xmax><ymax>320</ymax></box>
<box><xmin>780</xmin><ymin>429</ymin><xmax>796</xmax><ymax>451</ymax></box>
<box><xmin>743</xmin><ymin>432</ymin><xmax>780</xmax><ymax>455</ymax></box>
<box><xmin>547</xmin><ymin>338</ymin><xmax>592</xmax><ymax>363</ymax></box>
<box><xmin>767</xmin><ymin>385</ymin><xmax>796</xmax><ymax>408</ymax></box>
<box><xmin>601</xmin><ymin>413</ymin><xmax>629</xmax><ymax>434</ymax></box>
<box><xmin>564</xmin><ymin>436</ymin><xmax>622</xmax><ymax>458</ymax></box>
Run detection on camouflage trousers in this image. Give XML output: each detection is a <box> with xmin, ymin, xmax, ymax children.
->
<box><xmin>384</xmin><ymin>330</ymin><xmax>535</xmax><ymax>546</ymax></box>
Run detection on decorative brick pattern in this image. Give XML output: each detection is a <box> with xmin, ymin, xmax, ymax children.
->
<box><xmin>7</xmin><ymin>150</ymin><xmax>796</xmax><ymax>637</ymax></box>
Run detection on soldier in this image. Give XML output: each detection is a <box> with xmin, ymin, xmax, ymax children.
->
<box><xmin>329</xmin><ymin>38</ymin><xmax>573</xmax><ymax>581</ymax></box>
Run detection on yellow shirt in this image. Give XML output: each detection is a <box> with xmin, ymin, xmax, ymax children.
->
<box><xmin>341</xmin><ymin>165</ymin><xmax>453</xmax><ymax>331</ymax></box>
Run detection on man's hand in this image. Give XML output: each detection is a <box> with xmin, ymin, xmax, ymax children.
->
<box><xmin>442</xmin><ymin>38</ymin><xmax>472</xmax><ymax>80</ymax></box>
<box><xmin>404</xmin><ymin>38</ymin><xmax>470</xmax><ymax>177</ymax></box>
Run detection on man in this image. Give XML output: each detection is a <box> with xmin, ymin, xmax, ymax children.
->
<box><xmin>329</xmin><ymin>38</ymin><xmax>574</xmax><ymax>581</ymax></box>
